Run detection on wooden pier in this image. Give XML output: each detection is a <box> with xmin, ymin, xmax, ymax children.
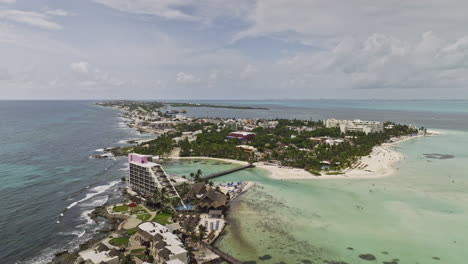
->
<box><xmin>201</xmin><ymin>241</ymin><xmax>243</xmax><ymax>264</ymax></box>
<box><xmin>203</xmin><ymin>164</ymin><xmax>255</xmax><ymax>180</ymax></box>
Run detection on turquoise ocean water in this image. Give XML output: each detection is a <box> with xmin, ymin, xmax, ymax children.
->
<box><xmin>1</xmin><ymin>100</ymin><xmax>468</xmax><ymax>263</ymax></box>
<box><xmin>165</xmin><ymin>100</ymin><xmax>468</xmax><ymax>264</ymax></box>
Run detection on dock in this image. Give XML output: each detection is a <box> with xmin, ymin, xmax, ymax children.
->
<box><xmin>203</xmin><ymin>164</ymin><xmax>255</xmax><ymax>180</ymax></box>
<box><xmin>200</xmin><ymin>241</ymin><xmax>242</xmax><ymax>264</ymax></box>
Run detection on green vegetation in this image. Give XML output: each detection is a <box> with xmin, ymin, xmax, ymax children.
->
<box><xmin>308</xmin><ymin>170</ymin><xmax>322</xmax><ymax>176</ymax></box>
<box><xmin>112</xmin><ymin>205</ymin><xmax>128</xmax><ymax>212</ymax></box>
<box><xmin>325</xmin><ymin>172</ymin><xmax>344</xmax><ymax>175</ymax></box>
<box><xmin>137</xmin><ymin>213</ymin><xmax>152</xmax><ymax>221</ymax></box>
<box><xmin>98</xmin><ymin>100</ymin><xmax>418</xmax><ymax>173</ymax></box>
<box><xmin>126</xmin><ymin>228</ymin><xmax>137</xmax><ymax>236</ymax></box>
<box><xmin>97</xmin><ymin>100</ymin><xmax>163</xmax><ymax>112</ymax></box>
<box><xmin>152</xmin><ymin>211</ymin><xmax>172</xmax><ymax>225</ymax></box>
<box><xmin>109</xmin><ymin>237</ymin><xmax>130</xmax><ymax>246</ymax></box>
<box><xmin>168</xmin><ymin>102</ymin><xmax>269</xmax><ymax>110</ymax></box>
<box><xmin>112</xmin><ymin>134</ymin><xmax>174</xmax><ymax>157</ymax></box>
<box><xmin>179</xmin><ymin>128</ymin><xmax>251</xmax><ymax>160</ymax></box>
<box><xmin>130</xmin><ymin>248</ymin><xmax>145</xmax><ymax>254</ymax></box>
<box><xmin>136</xmin><ymin>254</ymin><xmax>154</xmax><ymax>262</ymax></box>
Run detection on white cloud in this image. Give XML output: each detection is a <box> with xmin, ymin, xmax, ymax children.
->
<box><xmin>176</xmin><ymin>72</ymin><xmax>200</xmax><ymax>84</ymax></box>
<box><xmin>45</xmin><ymin>9</ymin><xmax>69</xmax><ymax>17</ymax></box>
<box><xmin>70</xmin><ymin>61</ymin><xmax>90</xmax><ymax>74</ymax></box>
<box><xmin>0</xmin><ymin>0</ymin><xmax>16</xmax><ymax>4</ymax></box>
<box><xmin>240</xmin><ymin>64</ymin><xmax>258</xmax><ymax>79</ymax></box>
<box><xmin>93</xmin><ymin>0</ymin><xmax>253</xmax><ymax>23</ymax></box>
<box><xmin>0</xmin><ymin>67</ymin><xmax>11</xmax><ymax>80</ymax></box>
<box><xmin>273</xmin><ymin>31</ymin><xmax>468</xmax><ymax>91</ymax></box>
<box><xmin>93</xmin><ymin>0</ymin><xmax>198</xmax><ymax>20</ymax></box>
<box><xmin>234</xmin><ymin>0</ymin><xmax>468</xmax><ymax>47</ymax></box>
<box><xmin>0</xmin><ymin>9</ymin><xmax>62</xmax><ymax>30</ymax></box>
<box><xmin>70</xmin><ymin>61</ymin><xmax>125</xmax><ymax>88</ymax></box>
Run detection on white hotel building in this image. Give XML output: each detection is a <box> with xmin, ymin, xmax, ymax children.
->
<box><xmin>326</xmin><ymin>118</ymin><xmax>384</xmax><ymax>134</ymax></box>
<box><xmin>128</xmin><ymin>153</ymin><xmax>180</xmax><ymax>199</ymax></box>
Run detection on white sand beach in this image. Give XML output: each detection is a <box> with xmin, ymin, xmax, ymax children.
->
<box><xmin>257</xmin><ymin>131</ymin><xmax>440</xmax><ymax>180</ymax></box>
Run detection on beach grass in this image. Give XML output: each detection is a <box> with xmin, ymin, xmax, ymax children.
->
<box><xmin>109</xmin><ymin>237</ymin><xmax>129</xmax><ymax>246</ymax></box>
<box><xmin>152</xmin><ymin>211</ymin><xmax>172</xmax><ymax>225</ymax></box>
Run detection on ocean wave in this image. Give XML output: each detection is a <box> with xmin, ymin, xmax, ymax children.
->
<box><xmin>79</xmin><ymin>209</ymin><xmax>95</xmax><ymax>225</ymax></box>
<box><xmin>95</xmin><ymin>148</ymin><xmax>104</xmax><ymax>152</ymax></box>
<box><xmin>80</xmin><ymin>195</ymin><xmax>109</xmax><ymax>208</ymax></box>
<box><xmin>65</xmin><ymin>181</ymin><xmax>119</xmax><ymax>210</ymax></box>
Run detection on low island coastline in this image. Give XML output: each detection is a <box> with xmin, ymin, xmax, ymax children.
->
<box><xmin>168</xmin><ymin>130</ymin><xmax>440</xmax><ymax>180</ymax></box>
<box><xmin>55</xmin><ymin>101</ymin><xmax>442</xmax><ymax>264</ymax></box>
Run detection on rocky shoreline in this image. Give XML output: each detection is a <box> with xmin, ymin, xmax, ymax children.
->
<box><xmin>48</xmin><ymin>205</ymin><xmax>124</xmax><ymax>264</ymax></box>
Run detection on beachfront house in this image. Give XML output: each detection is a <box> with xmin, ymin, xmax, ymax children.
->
<box><xmin>136</xmin><ymin>222</ymin><xmax>188</xmax><ymax>264</ymax></box>
<box><xmin>198</xmin><ymin>189</ymin><xmax>229</xmax><ymax>211</ymax></box>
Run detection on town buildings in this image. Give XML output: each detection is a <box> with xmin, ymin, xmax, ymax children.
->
<box><xmin>325</xmin><ymin>118</ymin><xmax>384</xmax><ymax>134</ymax></box>
<box><xmin>227</xmin><ymin>131</ymin><xmax>256</xmax><ymax>141</ymax></box>
<box><xmin>137</xmin><ymin>222</ymin><xmax>188</xmax><ymax>263</ymax></box>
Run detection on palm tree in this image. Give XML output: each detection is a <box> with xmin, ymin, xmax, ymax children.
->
<box><xmin>121</xmin><ymin>254</ymin><xmax>135</xmax><ymax>264</ymax></box>
<box><xmin>194</xmin><ymin>169</ymin><xmax>203</xmax><ymax>182</ymax></box>
<box><xmin>198</xmin><ymin>224</ymin><xmax>207</xmax><ymax>243</ymax></box>
<box><xmin>189</xmin><ymin>172</ymin><xmax>195</xmax><ymax>182</ymax></box>
<box><xmin>208</xmin><ymin>181</ymin><xmax>214</xmax><ymax>188</ymax></box>
<box><xmin>151</xmin><ymin>188</ymin><xmax>161</xmax><ymax>209</ymax></box>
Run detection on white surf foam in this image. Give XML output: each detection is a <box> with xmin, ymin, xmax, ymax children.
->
<box><xmin>65</xmin><ymin>181</ymin><xmax>119</xmax><ymax>210</ymax></box>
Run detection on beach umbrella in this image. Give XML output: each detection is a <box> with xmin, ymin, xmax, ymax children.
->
<box><xmin>128</xmin><ymin>202</ymin><xmax>137</xmax><ymax>212</ymax></box>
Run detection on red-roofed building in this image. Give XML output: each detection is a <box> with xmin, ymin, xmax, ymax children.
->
<box><xmin>227</xmin><ymin>131</ymin><xmax>256</xmax><ymax>141</ymax></box>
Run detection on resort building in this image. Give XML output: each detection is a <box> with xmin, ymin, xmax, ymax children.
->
<box><xmin>227</xmin><ymin>131</ymin><xmax>256</xmax><ymax>141</ymax></box>
<box><xmin>325</xmin><ymin>118</ymin><xmax>384</xmax><ymax>134</ymax></box>
<box><xmin>137</xmin><ymin>222</ymin><xmax>188</xmax><ymax>264</ymax></box>
<box><xmin>78</xmin><ymin>243</ymin><xmax>120</xmax><ymax>264</ymax></box>
<box><xmin>128</xmin><ymin>153</ymin><xmax>181</xmax><ymax>199</ymax></box>
<box><xmin>236</xmin><ymin>145</ymin><xmax>257</xmax><ymax>153</ymax></box>
<box><xmin>198</xmin><ymin>189</ymin><xmax>229</xmax><ymax>211</ymax></box>
<box><xmin>258</xmin><ymin>120</ymin><xmax>279</xmax><ymax>128</ymax></box>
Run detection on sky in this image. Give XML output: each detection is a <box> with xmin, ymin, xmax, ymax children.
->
<box><xmin>1</xmin><ymin>0</ymin><xmax>468</xmax><ymax>100</ymax></box>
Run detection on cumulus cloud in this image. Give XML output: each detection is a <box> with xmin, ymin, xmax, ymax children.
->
<box><xmin>70</xmin><ymin>61</ymin><xmax>90</xmax><ymax>74</ymax></box>
<box><xmin>70</xmin><ymin>61</ymin><xmax>125</xmax><ymax>88</ymax></box>
<box><xmin>176</xmin><ymin>72</ymin><xmax>200</xmax><ymax>84</ymax></box>
<box><xmin>0</xmin><ymin>9</ymin><xmax>62</xmax><ymax>30</ymax></box>
<box><xmin>234</xmin><ymin>0</ymin><xmax>468</xmax><ymax>47</ymax></box>
<box><xmin>274</xmin><ymin>32</ymin><xmax>468</xmax><ymax>90</ymax></box>
<box><xmin>240</xmin><ymin>64</ymin><xmax>258</xmax><ymax>79</ymax></box>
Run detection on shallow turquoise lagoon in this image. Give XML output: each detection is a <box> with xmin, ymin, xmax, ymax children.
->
<box><xmin>164</xmin><ymin>130</ymin><xmax>468</xmax><ymax>264</ymax></box>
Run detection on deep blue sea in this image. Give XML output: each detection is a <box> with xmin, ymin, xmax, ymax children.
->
<box><xmin>0</xmin><ymin>101</ymin><xmax>153</xmax><ymax>264</ymax></box>
<box><xmin>1</xmin><ymin>100</ymin><xmax>467</xmax><ymax>263</ymax></box>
